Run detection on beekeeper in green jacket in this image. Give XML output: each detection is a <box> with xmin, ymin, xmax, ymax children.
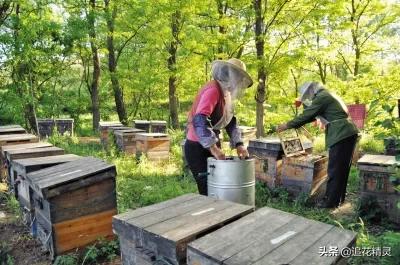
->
<box><xmin>277</xmin><ymin>81</ymin><xmax>359</xmax><ymax>208</ymax></box>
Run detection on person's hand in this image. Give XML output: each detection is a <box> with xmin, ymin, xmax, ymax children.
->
<box><xmin>276</xmin><ymin>123</ymin><xmax>288</xmax><ymax>133</ymax></box>
<box><xmin>236</xmin><ymin>145</ymin><xmax>249</xmax><ymax>160</ymax></box>
<box><xmin>210</xmin><ymin>145</ymin><xmax>225</xmax><ymax>160</ymax></box>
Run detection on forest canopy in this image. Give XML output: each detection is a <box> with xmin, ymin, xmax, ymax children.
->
<box><xmin>0</xmin><ymin>0</ymin><xmax>399</xmax><ymax>137</ymax></box>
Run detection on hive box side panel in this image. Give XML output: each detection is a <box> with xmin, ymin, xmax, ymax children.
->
<box><xmin>49</xmin><ymin>177</ymin><xmax>117</xmax><ymax>223</ymax></box>
<box><xmin>53</xmin><ymin>209</ymin><xmax>116</xmax><ymax>255</ymax></box>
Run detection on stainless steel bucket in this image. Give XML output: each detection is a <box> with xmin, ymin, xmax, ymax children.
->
<box><xmin>207</xmin><ymin>157</ymin><xmax>255</xmax><ymax>206</ymax></box>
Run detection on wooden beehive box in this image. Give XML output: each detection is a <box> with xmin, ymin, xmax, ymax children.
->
<box><xmin>99</xmin><ymin>121</ymin><xmax>123</xmax><ymax>146</ymax></box>
<box><xmin>0</xmin><ymin>133</ymin><xmax>38</xmax><ymax>147</ymax></box>
<box><xmin>0</xmin><ymin>142</ymin><xmax>53</xmax><ymax>180</ymax></box>
<box><xmin>133</xmin><ymin>120</ymin><xmax>151</xmax><ymax>132</ymax></box>
<box><xmin>27</xmin><ymin>157</ymin><xmax>117</xmax><ymax>258</ymax></box>
<box><xmin>135</xmin><ymin>133</ymin><xmax>170</xmax><ymax>161</ymax></box>
<box><xmin>114</xmin><ymin>128</ymin><xmax>145</xmax><ymax>154</ymax></box>
<box><xmin>113</xmin><ymin>193</ymin><xmax>254</xmax><ymax>265</ymax></box>
<box><xmin>357</xmin><ymin>154</ymin><xmax>399</xmax><ymax>224</ymax></box>
<box><xmin>238</xmin><ymin>126</ymin><xmax>256</xmax><ymax>147</ymax></box>
<box><xmin>150</xmin><ymin>120</ymin><xmax>167</xmax><ymax>133</ymax></box>
<box><xmin>6</xmin><ymin>146</ymin><xmax>65</xmax><ymax>191</ymax></box>
<box><xmin>281</xmin><ymin>154</ymin><xmax>328</xmax><ymax>199</ymax></box>
<box><xmin>37</xmin><ymin>119</ymin><xmax>74</xmax><ymax>138</ymax></box>
<box><xmin>248</xmin><ymin>138</ymin><xmax>284</xmax><ymax>188</ymax></box>
<box><xmin>105</xmin><ymin>126</ymin><xmax>133</xmax><ymax>148</ymax></box>
<box><xmin>187</xmin><ymin>207</ymin><xmax>357</xmax><ymax>265</ymax></box>
<box><xmin>11</xmin><ymin>154</ymin><xmax>81</xmax><ymax>231</ymax></box>
<box><xmin>0</xmin><ymin>125</ymin><xmax>26</xmax><ymax>135</ymax></box>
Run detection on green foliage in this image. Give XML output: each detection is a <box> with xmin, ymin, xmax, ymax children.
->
<box><xmin>358</xmin><ymin>134</ymin><xmax>385</xmax><ymax>154</ymax></box>
<box><xmin>53</xmin><ymin>253</ymin><xmax>79</xmax><ymax>265</ymax></box>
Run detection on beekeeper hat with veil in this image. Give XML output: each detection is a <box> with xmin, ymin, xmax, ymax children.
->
<box><xmin>211</xmin><ymin>58</ymin><xmax>253</xmax><ymax>100</ymax></box>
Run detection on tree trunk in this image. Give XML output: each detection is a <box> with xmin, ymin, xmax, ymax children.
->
<box><xmin>254</xmin><ymin>0</ymin><xmax>266</xmax><ymax>138</ymax></box>
<box><xmin>88</xmin><ymin>0</ymin><xmax>100</xmax><ymax>131</ymax></box>
<box><xmin>167</xmin><ymin>10</ymin><xmax>181</xmax><ymax>129</ymax></box>
<box><xmin>13</xmin><ymin>4</ymin><xmax>38</xmax><ymax>134</ymax></box>
<box><xmin>104</xmin><ymin>0</ymin><xmax>127</xmax><ymax>125</ymax></box>
<box><xmin>216</xmin><ymin>0</ymin><xmax>227</xmax><ymax>58</ymax></box>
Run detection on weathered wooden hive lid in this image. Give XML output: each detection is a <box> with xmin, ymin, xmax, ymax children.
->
<box><xmin>0</xmin><ymin>124</ymin><xmax>23</xmax><ymax>129</ymax></box>
<box><xmin>6</xmin><ymin>146</ymin><xmax>63</xmax><ymax>155</ymax></box>
<box><xmin>13</xmin><ymin>154</ymin><xmax>81</xmax><ymax>167</ymax></box>
<box><xmin>107</xmin><ymin>126</ymin><xmax>132</xmax><ymax>131</ymax></box>
<box><xmin>0</xmin><ymin>142</ymin><xmax>52</xmax><ymax>155</ymax></box>
<box><xmin>134</xmin><ymin>120</ymin><xmax>150</xmax><ymax>124</ymax></box>
<box><xmin>136</xmin><ymin>132</ymin><xmax>170</xmax><ymax>139</ymax></box>
<box><xmin>114</xmin><ymin>128</ymin><xmax>145</xmax><ymax>135</ymax></box>
<box><xmin>0</xmin><ymin>133</ymin><xmax>37</xmax><ymax>141</ymax></box>
<box><xmin>99</xmin><ymin>121</ymin><xmax>123</xmax><ymax>128</ymax></box>
<box><xmin>357</xmin><ymin>154</ymin><xmax>399</xmax><ymax>167</ymax></box>
<box><xmin>27</xmin><ymin>157</ymin><xmax>116</xmax><ymax>199</ymax></box>
<box><xmin>150</xmin><ymin>120</ymin><xmax>167</xmax><ymax>125</ymax></box>
<box><xmin>248</xmin><ymin>138</ymin><xmax>282</xmax><ymax>151</ymax></box>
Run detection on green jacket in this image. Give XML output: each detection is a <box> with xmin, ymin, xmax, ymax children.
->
<box><xmin>287</xmin><ymin>89</ymin><xmax>359</xmax><ymax>148</ymax></box>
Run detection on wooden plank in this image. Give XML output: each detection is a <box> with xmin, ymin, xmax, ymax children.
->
<box><xmin>36</xmin><ymin>161</ymin><xmax>115</xmax><ymax>192</ymax></box>
<box><xmin>187</xmin><ymin>207</ymin><xmax>356</xmax><ymax>265</ymax></box>
<box><xmin>6</xmin><ymin>147</ymin><xmax>64</xmax><ymax>161</ymax></box>
<box><xmin>11</xmin><ymin>154</ymin><xmax>80</xmax><ymax>170</ymax></box>
<box><xmin>358</xmin><ymin>154</ymin><xmax>398</xmax><ymax>167</ymax></box>
<box><xmin>27</xmin><ymin>157</ymin><xmax>113</xmax><ymax>189</ymax></box>
<box><xmin>53</xmin><ymin>209</ymin><xmax>116</xmax><ymax>254</ymax></box>
<box><xmin>290</xmin><ymin>226</ymin><xmax>356</xmax><ymax>265</ymax></box>
<box><xmin>0</xmin><ymin>125</ymin><xmax>23</xmax><ymax>129</ymax></box>
<box><xmin>49</xmin><ymin>177</ymin><xmax>116</xmax><ymax>222</ymax></box>
<box><xmin>188</xmin><ymin>207</ymin><xmax>296</xmax><ymax>262</ymax></box>
<box><xmin>27</xmin><ymin>157</ymin><xmax>100</xmax><ymax>182</ymax></box>
<box><xmin>0</xmin><ymin>133</ymin><xmax>38</xmax><ymax>142</ymax></box>
<box><xmin>1</xmin><ymin>142</ymin><xmax>53</xmax><ymax>157</ymax></box>
<box><xmin>0</xmin><ymin>127</ymin><xmax>26</xmax><ymax>135</ymax></box>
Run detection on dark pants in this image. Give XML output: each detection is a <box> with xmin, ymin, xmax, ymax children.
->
<box><xmin>184</xmin><ymin>140</ymin><xmax>219</xmax><ymax>195</ymax></box>
<box><xmin>325</xmin><ymin>134</ymin><xmax>358</xmax><ymax>207</ymax></box>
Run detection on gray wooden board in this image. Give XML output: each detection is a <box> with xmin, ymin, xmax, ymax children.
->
<box><xmin>114</xmin><ymin>194</ymin><xmax>254</xmax><ymax>264</ymax></box>
<box><xmin>188</xmin><ymin>207</ymin><xmax>356</xmax><ymax>265</ymax></box>
<box><xmin>11</xmin><ymin>154</ymin><xmax>80</xmax><ymax>176</ymax></box>
<box><xmin>357</xmin><ymin>154</ymin><xmax>399</xmax><ymax>167</ymax></box>
<box><xmin>1</xmin><ymin>142</ymin><xmax>53</xmax><ymax>157</ymax></box>
<box><xmin>0</xmin><ymin>125</ymin><xmax>23</xmax><ymax>129</ymax></box>
<box><xmin>6</xmin><ymin>146</ymin><xmax>64</xmax><ymax>160</ymax></box>
<box><xmin>26</xmin><ymin>157</ymin><xmax>115</xmax><ymax>196</ymax></box>
<box><xmin>0</xmin><ymin>133</ymin><xmax>37</xmax><ymax>142</ymax></box>
<box><xmin>0</xmin><ymin>127</ymin><xmax>26</xmax><ymax>135</ymax></box>
<box><xmin>114</xmin><ymin>129</ymin><xmax>145</xmax><ymax>135</ymax></box>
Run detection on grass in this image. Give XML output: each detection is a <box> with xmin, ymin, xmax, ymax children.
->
<box><xmin>46</xmin><ymin>131</ymin><xmax>399</xmax><ymax>265</ymax></box>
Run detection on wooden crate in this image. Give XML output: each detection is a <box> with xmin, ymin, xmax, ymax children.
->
<box><xmin>357</xmin><ymin>155</ymin><xmax>399</xmax><ymax>194</ymax></box>
<box><xmin>6</xmin><ymin>146</ymin><xmax>65</xmax><ymax>192</ymax></box>
<box><xmin>0</xmin><ymin>133</ymin><xmax>38</xmax><ymax>147</ymax></box>
<box><xmin>248</xmin><ymin>138</ymin><xmax>283</xmax><ymax>188</ymax></box>
<box><xmin>133</xmin><ymin>120</ymin><xmax>151</xmax><ymax>133</ymax></box>
<box><xmin>135</xmin><ymin>133</ymin><xmax>170</xmax><ymax>161</ymax></box>
<box><xmin>105</xmin><ymin>126</ymin><xmax>133</xmax><ymax>148</ymax></box>
<box><xmin>114</xmin><ymin>128</ymin><xmax>145</xmax><ymax>154</ymax></box>
<box><xmin>150</xmin><ymin>120</ymin><xmax>167</xmax><ymax>133</ymax></box>
<box><xmin>357</xmin><ymin>155</ymin><xmax>399</xmax><ymax>224</ymax></box>
<box><xmin>238</xmin><ymin>126</ymin><xmax>256</xmax><ymax>147</ymax></box>
<box><xmin>99</xmin><ymin>121</ymin><xmax>123</xmax><ymax>146</ymax></box>
<box><xmin>37</xmin><ymin>119</ymin><xmax>74</xmax><ymax>138</ymax></box>
<box><xmin>281</xmin><ymin>154</ymin><xmax>328</xmax><ymax>199</ymax></box>
<box><xmin>0</xmin><ymin>142</ymin><xmax>53</xmax><ymax>180</ymax></box>
<box><xmin>11</xmin><ymin>154</ymin><xmax>81</xmax><ymax>231</ymax></box>
<box><xmin>27</xmin><ymin>157</ymin><xmax>117</xmax><ymax>258</ymax></box>
<box><xmin>0</xmin><ymin>125</ymin><xmax>26</xmax><ymax>135</ymax></box>
<box><xmin>113</xmin><ymin>193</ymin><xmax>254</xmax><ymax>265</ymax></box>
<box><xmin>187</xmin><ymin>207</ymin><xmax>356</xmax><ymax>265</ymax></box>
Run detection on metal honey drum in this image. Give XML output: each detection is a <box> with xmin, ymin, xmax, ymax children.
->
<box><xmin>207</xmin><ymin>157</ymin><xmax>255</xmax><ymax>206</ymax></box>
